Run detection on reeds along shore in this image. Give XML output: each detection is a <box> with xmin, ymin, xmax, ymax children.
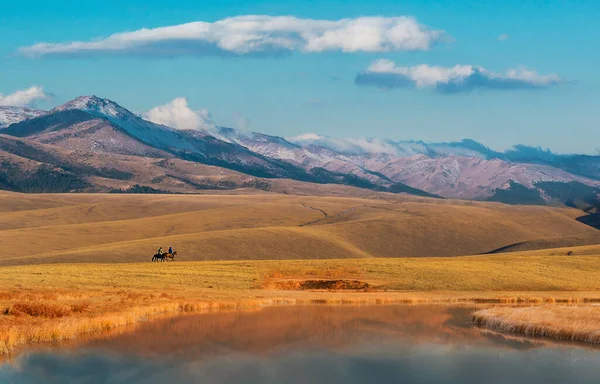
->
<box><xmin>4</xmin><ymin>291</ymin><xmax>600</xmax><ymax>356</ymax></box>
<box><xmin>0</xmin><ymin>300</ymin><xmax>208</xmax><ymax>355</ymax></box>
<box><xmin>0</xmin><ymin>297</ymin><xmax>281</xmax><ymax>356</ymax></box>
<box><xmin>472</xmin><ymin>305</ymin><xmax>600</xmax><ymax>344</ymax></box>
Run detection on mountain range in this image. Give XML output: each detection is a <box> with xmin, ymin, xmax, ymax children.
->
<box><xmin>1</xmin><ymin>96</ymin><xmax>599</xmax><ymax>209</ymax></box>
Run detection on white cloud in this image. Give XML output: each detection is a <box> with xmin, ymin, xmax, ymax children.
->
<box><xmin>498</xmin><ymin>34</ymin><xmax>510</xmax><ymax>41</ymax></box>
<box><xmin>144</xmin><ymin>98</ymin><xmax>214</xmax><ymax>132</ymax></box>
<box><xmin>288</xmin><ymin>133</ymin><xmax>399</xmax><ymax>155</ymax></box>
<box><xmin>232</xmin><ymin>112</ymin><xmax>250</xmax><ymax>132</ymax></box>
<box><xmin>289</xmin><ymin>133</ymin><xmax>326</xmax><ymax>143</ymax></box>
<box><xmin>0</xmin><ymin>86</ymin><xmax>49</xmax><ymax>107</ymax></box>
<box><xmin>19</xmin><ymin>16</ymin><xmax>447</xmax><ymax>58</ymax></box>
<box><xmin>355</xmin><ymin>59</ymin><xmax>561</xmax><ymax>93</ymax></box>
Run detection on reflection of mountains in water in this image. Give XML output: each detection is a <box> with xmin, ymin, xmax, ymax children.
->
<box><xmin>68</xmin><ymin>305</ymin><xmax>541</xmax><ymax>359</ymax></box>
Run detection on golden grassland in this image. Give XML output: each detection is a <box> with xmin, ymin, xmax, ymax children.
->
<box><xmin>2</xmin><ymin>253</ymin><xmax>600</xmax><ymax>354</ymax></box>
<box><xmin>473</xmin><ymin>306</ymin><xmax>600</xmax><ymax>344</ymax></box>
<box><xmin>0</xmin><ymin>191</ymin><xmax>598</xmax><ymax>265</ymax></box>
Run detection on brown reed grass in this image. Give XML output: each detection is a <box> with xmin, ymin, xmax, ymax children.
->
<box><xmin>473</xmin><ymin>305</ymin><xmax>600</xmax><ymax>344</ymax></box>
<box><xmin>7</xmin><ymin>302</ymin><xmax>72</xmax><ymax>318</ymax></box>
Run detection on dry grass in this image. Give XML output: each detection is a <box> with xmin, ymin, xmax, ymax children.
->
<box><xmin>473</xmin><ymin>305</ymin><xmax>600</xmax><ymax>344</ymax></box>
<box><xmin>0</xmin><ymin>301</ymin><xmax>184</xmax><ymax>355</ymax></box>
<box><xmin>3</xmin><ymin>255</ymin><xmax>600</xmax><ymax>292</ymax></box>
<box><xmin>0</xmin><ymin>192</ymin><xmax>598</xmax><ymax>265</ymax></box>
<box><xmin>0</xmin><ymin>289</ymin><xmax>257</xmax><ymax>356</ymax></box>
<box><xmin>6</xmin><ymin>302</ymin><xmax>72</xmax><ymax>318</ymax></box>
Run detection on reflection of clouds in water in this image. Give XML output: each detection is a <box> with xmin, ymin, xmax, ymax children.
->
<box><xmin>2</xmin><ymin>345</ymin><xmax>600</xmax><ymax>384</ymax></box>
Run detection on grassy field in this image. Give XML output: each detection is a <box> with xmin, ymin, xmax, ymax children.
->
<box><xmin>3</xmin><ymin>252</ymin><xmax>600</xmax><ymax>292</ymax></box>
<box><xmin>1</xmin><ymin>191</ymin><xmax>600</xmax><ymax>354</ymax></box>
<box><xmin>0</xmin><ymin>191</ymin><xmax>598</xmax><ymax>265</ymax></box>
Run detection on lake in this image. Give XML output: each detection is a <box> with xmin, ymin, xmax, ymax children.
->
<box><xmin>1</xmin><ymin>305</ymin><xmax>599</xmax><ymax>383</ymax></box>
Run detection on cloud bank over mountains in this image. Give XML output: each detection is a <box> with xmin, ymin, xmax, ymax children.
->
<box><xmin>289</xmin><ymin>133</ymin><xmax>404</xmax><ymax>155</ymax></box>
<box><xmin>355</xmin><ymin>59</ymin><xmax>561</xmax><ymax>93</ymax></box>
<box><xmin>18</xmin><ymin>16</ymin><xmax>446</xmax><ymax>58</ymax></box>
<box><xmin>0</xmin><ymin>86</ymin><xmax>49</xmax><ymax>107</ymax></box>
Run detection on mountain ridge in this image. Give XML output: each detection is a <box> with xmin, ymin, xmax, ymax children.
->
<box><xmin>0</xmin><ymin>95</ymin><xmax>598</xmax><ymax>207</ymax></box>
<box><xmin>0</xmin><ymin>96</ymin><xmax>433</xmax><ymax>196</ymax></box>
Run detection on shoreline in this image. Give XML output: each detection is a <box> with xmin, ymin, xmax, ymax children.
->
<box><xmin>3</xmin><ymin>290</ymin><xmax>600</xmax><ymax>356</ymax></box>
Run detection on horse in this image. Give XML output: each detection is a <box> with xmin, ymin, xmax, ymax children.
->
<box><xmin>164</xmin><ymin>251</ymin><xmax>177</xmax><ymax>262</ymax></box>
<box><xmin>152</xmin><ymin>253</ymin><xmax>166</xmax><ymax>262</ymax></box>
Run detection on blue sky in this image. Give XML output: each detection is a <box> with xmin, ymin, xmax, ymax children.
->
<box><xmin>1</xmin><ymin>0</ymin><xmax>598</xmax><ymax>153</ymax></box>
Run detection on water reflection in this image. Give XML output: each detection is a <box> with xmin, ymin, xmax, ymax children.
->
<box><xmin>2</xmin><ymin>305</ymin><xmax>599</xmax><ymax>383</ymax></box>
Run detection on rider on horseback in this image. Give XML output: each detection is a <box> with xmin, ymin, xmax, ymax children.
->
<box><xmin>158</xmin><ymin>246</ymin><xmax>163</xmax><ymax>256</ymax></box>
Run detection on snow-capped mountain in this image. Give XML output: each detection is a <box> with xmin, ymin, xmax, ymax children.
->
<box><xmin>288</xmin><ymin>134</ymin><xmax>600</xmax><ymax>181</ymax></box>
<box><xmin>215</xmin><ymin>126</ymin><xmax>600</xmax><ymax>204</ymax></box>
<box><xmin>0</xmin><ymin>106</ymin><xmax>46</xmax><ymax>128</ymax></box>
<box><xmin>4</xmin><ymin>96</ymin><xmax>416</xmax><ymax>192</ymax></box>
<box><xmin>362</xmin><ymin>154</ymin><xmax>600</xmax><ymax>199</ymax></box>
<box><xmin>51</xmin><ymin>96</ymin><xmax>198</xmax><ymax>152</ymax></box>
<box><xmin>214</xmin><ymin>128</ymin><xmax>389</xmax><ymax>184</ymax></box>
<box><xmin>1</xmin><ymin>95</ymin><xmax>599</xmax><ymax>207</ymax></box>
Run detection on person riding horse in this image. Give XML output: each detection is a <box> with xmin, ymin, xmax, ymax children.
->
<box><xmin>152</xmin><ymin>246</ymin><xmax>176</xmax><ymax>262</ymax></box>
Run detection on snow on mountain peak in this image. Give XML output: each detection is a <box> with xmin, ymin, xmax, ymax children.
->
<box><xmin>48</xmin><ymin>95</ymin><xmax>199</xmax><ymax>152</ymax></box>
<box><xmin>0</xmin><ymin>106</ymin><xmax>46</xmax><ymax>128</ymax></box>
<box><xmin>52</xmin><ymin>95</ymin><xmax>130</xmax><ymax>119</ymax></box>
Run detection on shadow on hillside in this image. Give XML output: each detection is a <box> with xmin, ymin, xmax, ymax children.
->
<box><xmin>577</xmin><ymin>213</ymin><xmax>600</xmax><ymax>230</ymax></box>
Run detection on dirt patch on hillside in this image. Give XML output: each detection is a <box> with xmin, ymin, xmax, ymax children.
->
<box><xmin>264</xmin><ymin>279</ymin><xmax>375</xmax><ymax>291</ymax></box>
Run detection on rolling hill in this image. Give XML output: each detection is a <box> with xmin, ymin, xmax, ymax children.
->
<box><xmin>0</xmin><ymin>191</ymin><xmax>597</xmax><ymax>265</ymax></box>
